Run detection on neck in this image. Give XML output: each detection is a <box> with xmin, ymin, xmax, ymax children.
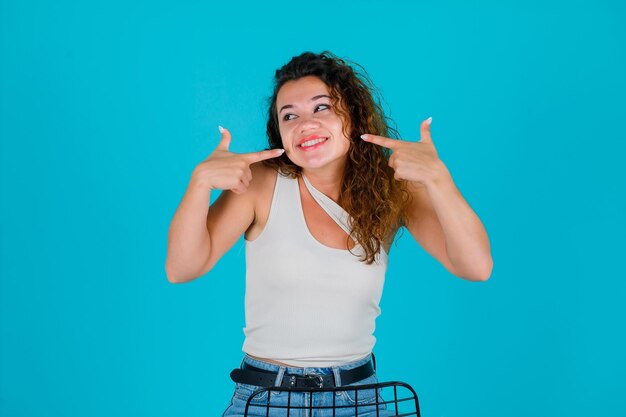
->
<box><xmin>301</xmin><ymin>166</ymin><xmax>344</xmax><ymax>203</ymax></box>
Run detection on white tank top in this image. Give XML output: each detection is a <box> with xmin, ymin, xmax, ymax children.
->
<box><xmin>241</xmin><ymin>170</ymin><xmax>388</xmax><ymax>367</ymax></box>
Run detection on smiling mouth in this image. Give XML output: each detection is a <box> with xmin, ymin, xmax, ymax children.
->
<box><xmin>299</xmin><ymin>137</ymin><xmax>328</xmax><ymax>148</ymax></box>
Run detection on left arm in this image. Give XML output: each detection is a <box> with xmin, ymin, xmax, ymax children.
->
<box><xmin>362</xmin><ymin>117</ymin><xmax>493</xmax><ymax>281</ymax></box>
<box><xmin>405</xmin><ymin>162</ymin><xmax>493</xmax><ymax>281</ymax></box>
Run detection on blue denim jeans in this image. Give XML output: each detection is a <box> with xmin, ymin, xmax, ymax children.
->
<box><xmin>222</xmin><ymin>353</ymin><xmax>396</xmax><ymax>417</ymax></box>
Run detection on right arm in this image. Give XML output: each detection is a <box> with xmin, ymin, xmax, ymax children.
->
<box><xmin>165</xmin><ymin>127</ymin><xmax>283</xmax><ymax>283</ymax></box>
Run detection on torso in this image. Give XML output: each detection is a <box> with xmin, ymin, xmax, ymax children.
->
<box><xmin>243</xmin><ymin>164</ymin><xmax>392</xmax><ymax>367</ymax></box>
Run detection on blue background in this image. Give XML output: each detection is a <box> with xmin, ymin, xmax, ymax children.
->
<box><xmin>1</xmin><ymin>1</ymin><xmax>625</xmax><ymax>416</ymax></box>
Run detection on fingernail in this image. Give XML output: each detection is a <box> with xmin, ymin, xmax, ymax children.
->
<box><xmin>360</xmin><ymin>134</ymin><xmax>368</xmax><ymax>139</ymax></box>
<box><xmin>218</xmin><ymin>125</ymin><xmax>225</xmax><ymax>133</ymax></box>
<box><xmin>426</xmin><ymin>117</ymin><xmax>432</xmax><ymax>125</ymax></box>
<box><xmin>277</xmin><ymin>149</ymin><xmax>285</xmax><ymax>154</ymax></box>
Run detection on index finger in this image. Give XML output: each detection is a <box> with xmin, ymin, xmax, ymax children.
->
<box><xmin>243</xmin><ymin>148</ymin><xmax>285</xmax><ymax>163</ymax></box>
<box><xmin>360</xmin><ymin>134</ymin><xmax>399</xmax><ymax>150</ymax></box>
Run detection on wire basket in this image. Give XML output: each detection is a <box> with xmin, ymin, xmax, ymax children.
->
<box><xmin>240</xmin><ymin>380</ymin><xmax>420</xmax><ymax>417</ymax></box>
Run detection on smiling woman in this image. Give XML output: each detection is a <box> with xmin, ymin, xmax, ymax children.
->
<box><xmin>165</xmin><ymin>50</ymin><xmax>492</xmax><ymax>417</ymax></box>
<box><xmin>263</xmin><ymin>52</ymin><xmax>411</xmax><ymax>264</ymax></box>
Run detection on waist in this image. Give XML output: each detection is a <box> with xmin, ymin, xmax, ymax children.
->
<box><xmin>230</xmin><ymin>352</ymin><xmax>377</xmax><ymax>388</ymax></box>
<box><xmin>245</xmin><ymin>353</ymin><xmax>299</xmax><ymax>367</ymax></box>
<box><xmin>241</xmin><ymin>352</ymin><xmax>374</xmax><ymax>372</ymax></box>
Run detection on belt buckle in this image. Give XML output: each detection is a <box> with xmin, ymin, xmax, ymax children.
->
<box><xmin>303</xmin><ymin>374</ymin><xmax>324</xmax><ymax>388</ymax></box>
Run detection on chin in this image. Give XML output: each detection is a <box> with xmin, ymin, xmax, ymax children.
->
<box><xmin>285</xmin><ymin>147</ymin><xmax>349</xmax><ymax>172</ymax></box>
<box><xmin>302</xmin><ymin>159</ymin><xmax>346</xmax><ymax>173</ymax></box>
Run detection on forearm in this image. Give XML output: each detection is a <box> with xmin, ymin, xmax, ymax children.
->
<box><xmin>424</xmin><ymin>161</ymin><xmax>493</xmax><ymax>280</ymax></box>
<box><xmin>165</xmin><ymin>179</ymin><xmax>212</xmax><ymax>283</ymax></box>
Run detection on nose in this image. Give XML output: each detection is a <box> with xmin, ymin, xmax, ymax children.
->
<box><xmin>298</xmin><ymin>113</ymin><xmax>321</xmax><ymax>133</ymax></box>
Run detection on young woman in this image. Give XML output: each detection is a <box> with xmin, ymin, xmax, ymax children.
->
<box><xmin>166</xmin><ymin>51</ymin><xmax>493</xmax><ymax>416</ymax></box>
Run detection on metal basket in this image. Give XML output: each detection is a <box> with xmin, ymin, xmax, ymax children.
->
<box><xmin>241</xmin><ymin>380</ymin><xmax>420</xmax><ymax>417</ymax></box>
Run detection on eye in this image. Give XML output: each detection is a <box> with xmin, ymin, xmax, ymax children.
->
<box><xmin>282</xmin><ymin>104</ymin><xmax>331</xmax><ymax>121</ymax></box>
<box><xmin>315</xmin><ymin>104</ymin><xmax>330</xmax><ymax>112</ymax></box>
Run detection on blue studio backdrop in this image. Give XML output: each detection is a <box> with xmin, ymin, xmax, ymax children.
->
<box><xmin>1</xmin><ymin>1</ymin><xmax>625</xmax><ymax>416</ymax></box>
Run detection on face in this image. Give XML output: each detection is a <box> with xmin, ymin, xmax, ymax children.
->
<box><xmin>276</xmin><ymin>75</ymin><xmax>351</xmax><ymax>172</ymax></box>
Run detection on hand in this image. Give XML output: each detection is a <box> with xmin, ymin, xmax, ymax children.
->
<box><xmin>361</xmin><ymin>117</ymin><xmax>443</xmax><ymax>186</ymax></box>
<box><xmin>192</xmin><ymin>126</ymin><xmax>284</xmax><ymax>194</ymax></box>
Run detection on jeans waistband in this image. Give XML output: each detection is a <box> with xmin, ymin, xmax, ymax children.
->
<box><xmin>238</xmin><ymin>353</ymin><xmax>376</xmax><ymax>387</ymax></box>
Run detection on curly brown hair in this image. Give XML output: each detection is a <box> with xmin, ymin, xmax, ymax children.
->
<box><xmin>263</xmin><ymin>51</ymin><xmax>411</xmax><ymax>264</ymax></box>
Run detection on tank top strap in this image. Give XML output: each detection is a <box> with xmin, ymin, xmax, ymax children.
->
<box><xmin>301</xmin><ymin>174</ymin><xmax>352</xmax><ymax>237</ymax></box>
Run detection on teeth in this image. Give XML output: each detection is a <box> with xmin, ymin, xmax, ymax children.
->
<box><xmin>300</xmin><ymin>137</ymin><xmax>327</xmax><ymax>147</ymax></box>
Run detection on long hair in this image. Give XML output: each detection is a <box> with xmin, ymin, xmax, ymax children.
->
<box><xmin>263</xmin><ymin>51</ymin><xmax>411</xmax><ymax>264</ymax></box>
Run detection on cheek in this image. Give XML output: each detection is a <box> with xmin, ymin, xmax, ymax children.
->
<box><xmin>331</xmin><ymin>115</ymin><xmax>350</xmax><ymax>140</ymax></box>
<box><xmin>334</xmin><ymin>134</ymin><xmax>352</xmax><ymax>154</ymax></box>
<box><xmin>342</xmin><ymin>137</ymin><xmax>352</xmax><ymax>152</ymax></box>
<box><xmin>277</xmin><ymin>126</ymin><xmax>288</xmax><ymax>146</ymax></box>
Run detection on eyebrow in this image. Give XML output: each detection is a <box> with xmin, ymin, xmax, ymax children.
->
<box><xmin>278</xmin><ymin>94</ymin><xmax>331</xmax><ymax>114</ymax></box>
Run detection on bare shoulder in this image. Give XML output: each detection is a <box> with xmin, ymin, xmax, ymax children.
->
<box><xmin>200</xmin><ymin>162</ymin><xmax>279</xmax><ymax>274</ymax></box>
<box><xmin>245</xmin><ymin>162</ymin><xmax>279</xmax><ymax>239</ymax></box>
<box><xmin>248</xmin><ymin>162</ymin><xmax>279</xmax><ymax>197</ymax></box>
<box><xmin>250</xmin><ymin>161</ymin><xmax>277</xmax><ymax>180</ymax></box>
<box><xmin>383</xmin><ymin>182</ymin><xmax>426</xmax><ymax>254</ymax></box>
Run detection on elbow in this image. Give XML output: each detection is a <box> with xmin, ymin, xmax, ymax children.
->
<box><xmin>475</xmin><ymin>273</ymin><xmax>491</xmax><ymax>282</ymax></box>
<box><xmin>165</xmin><ymin>267</ymin><xmax>185</xmax><ymax>284</ymax></box>
<box><xmin>165</xmin><ymin>262</ymin><xmax>193</xmax><ymax>284</ymax></box>
<box><xmin>167</xmin><ymin>274</ymin><xmax>184</xmax><ymax>284</ymax></box>
<box><xmin>456</xmin><ymin>259</ymin><xmax>493</xmax><ymax>282</ymax></box>
<box><xmin>166</xmin><ymin>271</ymin><xmax>196</xmax><ymax>284</ymax></box>
<box><xmin>165</xmin><ymin>259</ymin><xmax>212</xmax><ymax>284</ymax></box>
<box><xmin>475</xmin><ymin>258</ymin><xmax>494</xmax><ymax>282</ymax></box>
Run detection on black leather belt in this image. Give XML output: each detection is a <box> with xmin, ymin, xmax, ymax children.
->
<box><xmin>230</xmin><ymin>355</ymin><xmax>376</xmax><ymax>389</ymax></box>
